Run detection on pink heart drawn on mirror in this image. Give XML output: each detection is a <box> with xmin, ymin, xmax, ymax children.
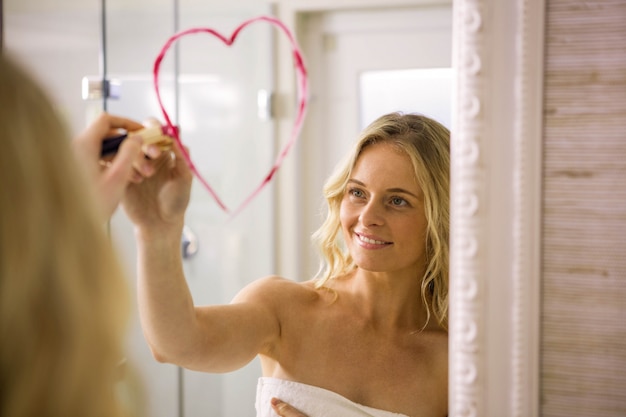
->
<box><xmin>153</xmin><ymin>15</ymin><xmax>308</xmax><ymax>216</ymax></box>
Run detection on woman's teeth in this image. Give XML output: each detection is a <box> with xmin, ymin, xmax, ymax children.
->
<box><xmin>358</xmin><ymin>235</ymin><xmax>388</xmax><ymax>245</ymax></box>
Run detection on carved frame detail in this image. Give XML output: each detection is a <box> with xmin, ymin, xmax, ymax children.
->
<box><xmin>449</xmin><ymin>0</ymin><xmax>544</xmax><ymax>416</ymax></box>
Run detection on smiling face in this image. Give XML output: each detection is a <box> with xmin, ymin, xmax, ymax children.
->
<box><xmin>339</xmin><ymin>142</ymin><xmax>428</xmax><ymax>277</ymax></box>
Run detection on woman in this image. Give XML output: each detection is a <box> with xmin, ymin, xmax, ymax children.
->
<box><xmin>0</xmin><ymin>54</ymin><xmax>163</xmax><ymax>417</ymax></box>
<box><xmin>122</xmin><ymin>112</ymin><xmax>450</xmax><ymax>417</ymax></box>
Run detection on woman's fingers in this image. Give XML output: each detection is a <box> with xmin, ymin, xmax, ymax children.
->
<box><xmin>72</xmin><ymin>112</ymin><xmax>181</xmax><ymax>220</ymax></box>
<box><xmin>94</xmin><ymin>112</ymin><xmax>144</xmax><ymax>138</ymax></box>
<box><xmin>75</xmin><ymin>112</ymin><xmax>144</xmax><ymax>157</ymax></box>
<box><xmin>97</xmin><ymin>135</ymin><xmax>143</xmax><ymax>216</ymax></box>
<box><xmin>271</xmin><ymin>398</ymin><xmax>309</xmax><ymax>417</ymax></box>
<box><xmin>168</xmin><ymin>141</ymin><xmax>193</xmax><ymax>180</ymax></box>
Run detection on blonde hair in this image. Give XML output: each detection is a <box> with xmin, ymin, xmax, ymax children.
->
<box><xmin>312</xmin><ymin>112</ymin><xmax>450</xmax><ymax>329</ymax></box>
<box><xmin>0</xmin><ymin>54</ymin><xmax>131</xmax><ymax>416</ymax></box>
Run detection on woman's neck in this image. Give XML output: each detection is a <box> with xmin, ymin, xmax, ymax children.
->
<box><xmin>337</xmin><ymin>268</ymin><xmax>429</xmax><ymax>331</ymax></box>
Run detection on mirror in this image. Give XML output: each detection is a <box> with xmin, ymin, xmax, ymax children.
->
<box><xmin>3</xmin><ymin>0</ymin><xmax>545</xmax><ymax>415</ymax></box>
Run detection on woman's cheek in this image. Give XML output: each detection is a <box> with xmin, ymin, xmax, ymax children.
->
<box><xmin>339</xmin><ymin>198</ymin><xmax>353</xmax><ymax>227</ymax></box>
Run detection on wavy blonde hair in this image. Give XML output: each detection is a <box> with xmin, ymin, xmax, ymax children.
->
<box><xmin>0</xmin><ymin>55</ymin><xmax>132</xmax><ymax>417</ymax></box>
<box><xmin>312</xmin><ymin>112</ymin><xmax>450</xmax><ymax>329</ymax></box>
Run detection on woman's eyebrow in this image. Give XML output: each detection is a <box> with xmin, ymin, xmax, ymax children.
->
<box><xmin>347</xmin><ymin>179</ymin><xmax>420</xmax><ymax>199</ymax></box>
<box><xmin>347</xmin><ymin>179</ymin><xmax>364</xmax><ymax>186</ymax></box>
<box><xmin>387</xmin><ymin>188</ymin><xmax>420</xmax><ymax>199</ymax></box>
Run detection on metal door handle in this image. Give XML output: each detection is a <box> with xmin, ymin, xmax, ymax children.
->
<box><xmin>181</xmin><ymin>225</ymin><xmax>199</xmax><ymax>259</ymax></box>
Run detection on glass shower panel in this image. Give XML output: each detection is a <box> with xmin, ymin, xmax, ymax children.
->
<box><xmin>104</xmin><ymin>1</ymin><xmax>274</xmax><ymax>416</ymax></box>
<box><xmin>177</xmin><ymin>3</ymin><xmax>274</xmax><ymax>417</ymax></box>
<box><xmin>3</xmin><ymin>4</ymin><xmax>101</xmax><ymax>136</ymax></box>
<box><xmin>105</xmin><ymin>3</ymin><xmax>179</xmax><ymax>417</ymax></box>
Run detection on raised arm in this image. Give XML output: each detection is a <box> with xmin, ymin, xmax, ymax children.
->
<box><xmin>122</xmin><ymin>142</ymin><xmax>280</xmax><ymax>373</ymax></box>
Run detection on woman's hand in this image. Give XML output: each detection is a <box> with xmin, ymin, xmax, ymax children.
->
<box><xmin>122</xmin><ymin>140</ymin><xmax>193</xmax><ymax>236</ymax></box>
<box><xmin>72</xmin><ymin>112</ymin><xmax>163</xmax><ymax>219</ymax></box>
<box><xmin>271</xmin><ymin>398</ymin><xmax>309</xmax><ymax>417</ymax></box>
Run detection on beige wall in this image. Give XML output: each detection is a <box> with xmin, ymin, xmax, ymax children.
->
<box><xmin>541</xmin><ymin>1</ymin><xmax>626</xmax><ymax>415</ymax></box>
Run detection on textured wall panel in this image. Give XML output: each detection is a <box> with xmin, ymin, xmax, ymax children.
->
<box><xmin>541</xmin><ymin>1</ymin><xmax>626</xmax><ymax>415</ymax></box>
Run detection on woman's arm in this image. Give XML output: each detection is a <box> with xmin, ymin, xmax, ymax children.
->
<box><xmin>122</xmin><ymin>143</ymin><xmax>281</xmax><ymax>372</ymax></box>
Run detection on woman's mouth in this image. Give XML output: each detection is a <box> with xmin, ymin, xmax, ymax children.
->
<box><xmin>356</xmin><ymin>233</ymin><xmax>392</xmax><ymax>246</ymax></box>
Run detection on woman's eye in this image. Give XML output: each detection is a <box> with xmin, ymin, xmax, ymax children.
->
<box><xmin>348</xmin><ymin>188</ymin><xmax>365</xmax><ymax>198</ymax></box>
<box><xmin>390</xmin><ymin>197</ymin><xmax>408</xmax><ymax>206</ymax></box>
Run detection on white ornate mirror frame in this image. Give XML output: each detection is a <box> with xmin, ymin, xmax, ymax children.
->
<box><xmin>277</xmin><ymin>0</ymin><xmax>546</xmax><ymax>416</ymax></box>
<box><xmin>449</xmin><ymin>0</ymin><xmax>544</xmax><ymax>415</ymax></box>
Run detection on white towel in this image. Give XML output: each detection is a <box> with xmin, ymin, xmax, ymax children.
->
<box><xmin>255</xmin><ymin>377</ymin><xmax>410</xmax><ymax>417</ymax></box>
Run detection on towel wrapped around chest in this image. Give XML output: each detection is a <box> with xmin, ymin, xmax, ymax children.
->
<box><xmin>255</xmin><ymin>377</ymin><xmax>410</xmax><ymax>417</ymax></box>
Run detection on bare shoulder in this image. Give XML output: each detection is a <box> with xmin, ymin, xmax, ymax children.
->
<box><xmin>231</xmin><ymin>275</ymin><xmax>320</xmax><ymax>307</ymax></box>
<box><xmin>230</xmin><ymin>276</ymin><xmax>323</xmax><ymax>362</ymax></box>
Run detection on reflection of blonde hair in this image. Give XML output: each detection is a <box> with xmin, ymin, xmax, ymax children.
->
<box><xmin>313</xmin><ymin>112</ymin><xmax>450</xmax><ymax>329</ymax></box>
<box><xmin>0</xmin><ymin>55</ymin><xmax>131</xmax><ymax>416</ymax></box>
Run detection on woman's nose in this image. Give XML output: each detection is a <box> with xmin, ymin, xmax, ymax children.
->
<box><xmin>359</xmin><ymin>200</ymin><xmax>385</xmax><ymax>226</ymax></box>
